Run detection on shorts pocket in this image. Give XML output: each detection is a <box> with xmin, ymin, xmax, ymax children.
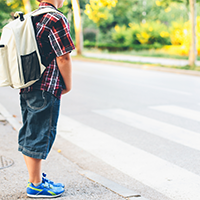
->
<box><xmin>26</xmin><ymin>90</ymin><xmax>47</xmax><ymax>110</ymax></box>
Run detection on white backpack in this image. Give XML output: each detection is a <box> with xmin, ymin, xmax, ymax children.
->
<box><xmin>0</xmin><ymin>7</ymin><xmax>58</xmax><ymax>89</ymax></box>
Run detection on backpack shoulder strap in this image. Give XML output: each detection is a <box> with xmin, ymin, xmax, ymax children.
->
<box><xmin>31</xmin><ymin>7</ymin><xmax>59</xmax><ymax>17</ymax></box>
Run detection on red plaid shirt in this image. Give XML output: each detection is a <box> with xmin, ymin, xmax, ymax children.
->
<box><xmin>20</xmin><ymin>2</ymin><xmax>75</xmax><ymax>99</ymax></box>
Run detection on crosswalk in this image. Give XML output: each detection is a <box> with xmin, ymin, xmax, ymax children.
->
<box><xmin>58</xmin><ymin>104</ymin><xmax>200</xmax><ymax>200</ymax></box>
<box><xmin>93</xmin><ymin>108</ymin><xmax>200</xmax><ymax>151</ymax></box>
<box><xmin>150</xmin><ymin>105</ymin><xmax>200</xmax><ymax>122</ymax></box>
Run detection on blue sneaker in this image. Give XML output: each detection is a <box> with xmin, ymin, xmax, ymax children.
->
<box><xmin>42</xmin><ymin>173</ymin><xmax>65</xmax><ymax>188</ymax></box>
<box><xmin>27</xmin><ymin>182</ymin><xmax>64</xmax><ymax>198</ymax></box>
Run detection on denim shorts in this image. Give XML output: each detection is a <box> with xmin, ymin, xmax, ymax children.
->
<box><xmin>18</xmin><ymin>90</ymin><xmax>60</xmax><ymax>159</ymax></box>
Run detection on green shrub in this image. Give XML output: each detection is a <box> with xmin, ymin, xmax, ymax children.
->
<box><xmin>111</xmin><ymin>21</ymin><xmax>171</xmax><ymax>47</ymax></box>
<box><xmin>0</xmin><ymin>0</ymin><xmax>12</xmax><ymax>36</ymax></box>
<box><xmin>84</xmin><ymin>41</ymin><xmax>163</xmax><ymax>52</ymax></box>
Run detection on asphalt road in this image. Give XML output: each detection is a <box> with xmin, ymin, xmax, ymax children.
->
<box><xmin>1</xmin><ymin>60</ymin><xmax>200</xmax><ymax>200</ymax></box>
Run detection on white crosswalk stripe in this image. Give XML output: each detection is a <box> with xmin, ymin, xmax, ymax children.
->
<box><xmin>150</xmin><ymin>105</ymin><xmax>200</xmax><ymax>122</ymax></box>
<box><xmin>93</xmin><ymin>108</ymin><xmax>200</xmax><ymax>151</ymax></box>
<box><xmin>58</xmin><ymin>113</ymin><xmax>200</xmax><ymax>200</ymax></box>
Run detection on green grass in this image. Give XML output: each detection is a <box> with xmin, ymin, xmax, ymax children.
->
<box><xmin>83</xmin><ymin>48</ymin><xmax>200</xmax><ymax>61</ymax></box>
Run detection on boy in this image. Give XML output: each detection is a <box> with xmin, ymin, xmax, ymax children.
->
<box><xmin>18</xmin><ymin>0</ymin><xmax>75</xmax><ymax>197</ymax></box>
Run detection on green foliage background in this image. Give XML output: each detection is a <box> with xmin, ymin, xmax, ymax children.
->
<box><xmin>1</xmin><ymin>0</ymin><xmax>200</xmax><ymax>52</ymax></box>
<box><xmin>0</xmin><ymin>0</ymin><xmax>12</xmax><ymax>32</ymax></box>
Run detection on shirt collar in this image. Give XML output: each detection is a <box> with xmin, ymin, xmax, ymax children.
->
<box><xmin>39</xmin><ymin>2</ymin><xmax>56</xmax><ymax>9</ymax></box>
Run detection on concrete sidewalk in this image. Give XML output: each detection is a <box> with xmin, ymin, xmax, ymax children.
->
<box><xmin>83</xmin><ymin>52</ymin><xmax>200</xmax><ymax>66</ymax></box>
<box><xmin>0</xmin><ymin>114</ymin><xmax>125</xmax><ymax>200</ymax></box>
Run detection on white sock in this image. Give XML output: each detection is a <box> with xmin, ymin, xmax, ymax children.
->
<box><xmin>33</xmin><ymin>182</ymin><xmax>42</xmax><ymax>187</ymax></box>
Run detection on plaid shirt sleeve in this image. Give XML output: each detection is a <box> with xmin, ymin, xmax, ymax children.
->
<box><xmin>48</xmin><ymin>13</ymin><xmax>75</xmax><ymax>57</ymax></box>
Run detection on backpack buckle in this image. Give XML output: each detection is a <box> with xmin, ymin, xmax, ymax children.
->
<box><xmin>14</xmin><ymin>12</ymin><xmax>24</xmax><ymax>21</ymax></box>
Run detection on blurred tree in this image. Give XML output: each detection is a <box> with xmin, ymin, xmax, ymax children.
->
<box><xmin>159</xmin><ymin>0</ymin><xmax>189</xmax><ymax>8</ymax></box>
<box><xmin>30</xmin><ymin>0</ymin><xmax>39</xmax><ymax>10</ymax></box>
<box><xmin>7</xmin><ymin>0</ymin><xmax>24</xmax><ymax>12</ymax></box>
<box><xmin>71</xmin><ymin>0</ymin><xmax>83</xmax><ymax>55</ymax></box>
<box><xmin>85</xmin><ymin>0</ymin><xmax>187</xmax><ymax>44</ymax></box>
<box><xmin>22</xmin><ymin>0</ymin><xmax>31</xmax><ymax>13</ymax></box>
<box><xmin>159</xmin><ymin>0</ymin><xmax>200</xmax><ymax>9</ymax></box>
<box><xmin>84</xmin><ymin>0</ymin><xmax>118</xmax><ymax>26</ymax></box>
<box><xmin>84</xmin><ymin>0</ymin><xmax>118</xmax><ymax>44</ymax></box>
<box><xmin>0</xmin><ymin>0</ymin><xmax>12</xmax><ymax>34</ymax></box>
<box><xmin>159</xmin><ymin>0</ymin><xmax>197</xmax><ymax>66</ymax></box>
<box><xmin>189</xmin><ymin>0</ymin><xmax>196</xmax><ymax>66</ymax></box>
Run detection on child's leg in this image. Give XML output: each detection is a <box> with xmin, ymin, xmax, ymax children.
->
<box><xmin>23</xmin><ymin>155</ymin><xmax>42</xmax><ymax>184</ymax></box>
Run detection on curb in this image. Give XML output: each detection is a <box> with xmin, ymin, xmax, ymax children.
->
<box><xmin>79</xmin><ymin>170</ymin><xmax>142</xmax><ymax>199</ymax></box>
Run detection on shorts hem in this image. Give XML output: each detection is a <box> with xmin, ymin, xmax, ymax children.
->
<box><xmin>18</xmin><ymin>145</ymin><xmax>47</xmax><ymax>160</ymax></box>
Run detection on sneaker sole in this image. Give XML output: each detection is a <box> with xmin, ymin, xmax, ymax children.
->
<box><xmin>27</xmin><ymin>193</ymin><xmax>63</xmax><ymax>198</ymax></box>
